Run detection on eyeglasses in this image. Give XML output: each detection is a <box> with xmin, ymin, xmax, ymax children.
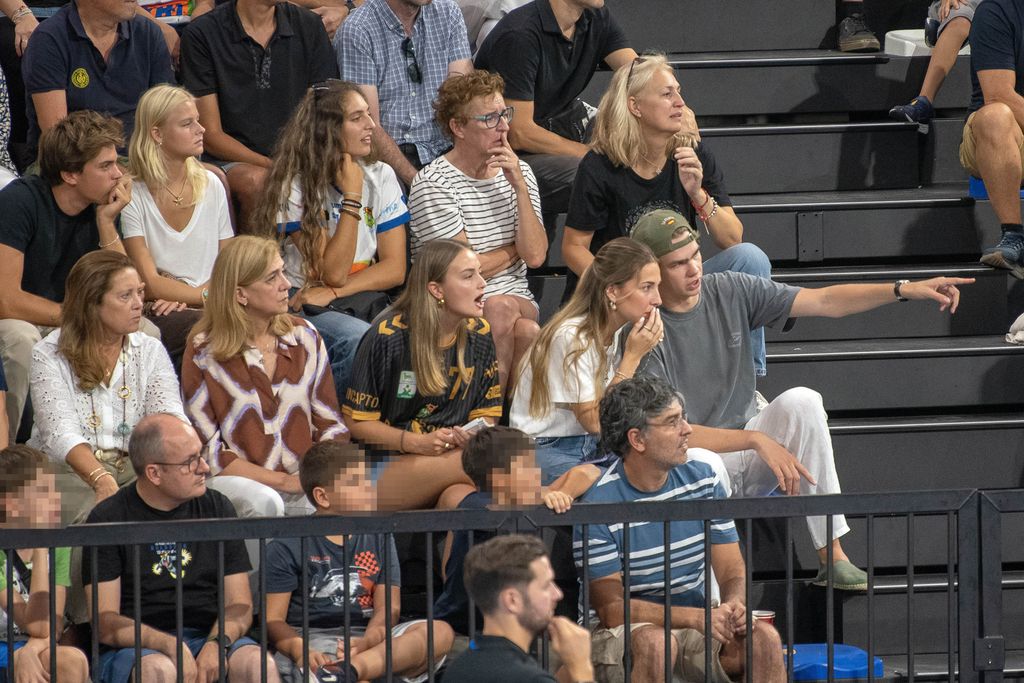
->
<box><xmin>401</xmin><ymin>37</ymin><xmax>422</xmax><ymax>84</ymax></box>
<box><xmin>468</xmin><ymin>106</ymin><xmax>514</xmax><ymax>129</ymax></box>
<box><xmin>626</xmin><ymin>56</ymin><xmax>647</xmax><ymax>86</ymax></box>
<box><xmin>152</xmin><ymin>453</ymin><xmax>205</xmax><ymax>474</ymax></box>
<box><xmin>645</xmin><ymin>414</ymin><xmax>688</xmax><ymax>430</ymax></box>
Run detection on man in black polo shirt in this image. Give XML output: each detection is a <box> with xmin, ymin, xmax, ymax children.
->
<box><xmin>0</xmin><ymin>111</ymin><xmax>131</xmax><ymax>443</ymax></box>
<box><xmin>180</xmin><ymin>0</ymin><xmax>337</xmax><ymax>226</ymax></box>
<box><xmin>21</xmin><ymin>0</ymin><xmax>175</xmax><ymax>153</ymax></box>
<box><xmin>443</xmin><ymin>534</ymin><xmax>596</xmax><ymax>683</ymax></box>
<box><xmin>474</xmin><ymin>0</ymin><xmax>635</xmax><ymax>215</ymax></box>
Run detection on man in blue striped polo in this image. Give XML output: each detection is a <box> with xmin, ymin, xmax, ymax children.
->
<box><xmin>573</xmin><ymin>376</ymin><xmax>785</xmax><ymax>683</ymax></box>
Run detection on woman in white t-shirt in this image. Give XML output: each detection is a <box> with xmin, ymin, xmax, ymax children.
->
<box><xmin>122</xmin><ymin>84</ymin><xmax>234</xmax><ymax>371</ymax></box>
<box><xmin>253</xmin><ymin>79</ymin><xmax>408</xmax><ymax>401</ymax></box>
<box><xmin>408</xmin><ymin>70</ymin><xmax>546</xmax><ymax>393</ymax></box>
<box><xmin>510</xmin><ymin>237</ymin><xmax>664</xmax><ymax>484</ymax></box>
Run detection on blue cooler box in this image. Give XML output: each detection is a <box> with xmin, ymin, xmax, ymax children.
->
<box><xmin>786</xmin><ymin>644</ymin><xmax>884</xmax><ymax>680</ymax></box>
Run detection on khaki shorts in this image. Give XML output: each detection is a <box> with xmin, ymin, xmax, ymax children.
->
<box><xmin>959</xmin><ymin>109</ymin><xmax>1024</xmax><ymax>177</ymax></box>
<box><xmin>591</xmin><ymin>623</ymin><xmax>730</xmax><ymax>683</ymax></box>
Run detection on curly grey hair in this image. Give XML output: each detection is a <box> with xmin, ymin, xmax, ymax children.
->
<box><xmin>599</xmin><ymin>376</ymin><xmax>685</xmax><ymax>458</ymax></box>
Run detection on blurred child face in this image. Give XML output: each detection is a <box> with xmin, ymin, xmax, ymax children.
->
<box><xmin>490</xmin><ymin>452</ymin><xmax>542</xmax><ymax>507</ymax></box>
<box><xmin>3</xmin><ymin>469</ymin><xmax>61</xmax><ymax>528</ymax></box>
<box><xmin>322</xmin><ymin>463</ymin><xmax>375</xmax><ymax>513</ymax></box>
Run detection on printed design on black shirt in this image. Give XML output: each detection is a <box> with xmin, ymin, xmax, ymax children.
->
<box><xmin>151</xmin><ymin>543</ymin><xmax>193</xmax><ymax>579</ymax></box>
<box><xmin>308</xmin><ymin>550</ymin><xmax>382</xmax><ymax>617</ymax></box>
<box><xmin>625</xmin><ymin>199</ymin><xmax>683</xmax><ymax>236</ymax></box>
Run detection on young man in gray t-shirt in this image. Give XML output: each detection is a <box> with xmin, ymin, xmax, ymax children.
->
<box><xmin>629</xmin><ymin>208</ymin><xmax>973</xmax><ymax>590</ymax></box>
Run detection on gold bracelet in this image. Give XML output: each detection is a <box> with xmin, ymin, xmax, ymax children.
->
<box><xmin>613</xmin><ymin>370</ymin><xmax>631</xmax><ymax>382</ymax></box>
<box><xmin>399</xmin><ymin>431</ymin><xmax>406</xmax><ymax>452</ymax></box>
<box><xmin>340</xmin><ymin>207</ymin><xmax>361</xmax><ymax>220</ymax></box>
<box><xmin>91</xmin><ymin>471</ymin><xmax>115</xmax><ymax>489</ymax></box>
<box><xmin>85</xmin><ymin>466</ymin><xmax>105</xmax><ymax>481</ymax></box>
<box><xmin>99</xmin><ymin>235</ymin><xmax>120</xmax><ymax>248</ymax></box>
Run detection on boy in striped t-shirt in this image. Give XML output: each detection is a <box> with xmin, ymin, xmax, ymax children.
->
<box><xmin>573</xmin><ymin>376</ymin><xmax>785</xmax><ymax>683</ymax></box>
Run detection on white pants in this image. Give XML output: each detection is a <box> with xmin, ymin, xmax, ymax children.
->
<box><xmin>717</xmin><ymin>387</ymin><xmax>849</xmax><ymax>550</ymax></box>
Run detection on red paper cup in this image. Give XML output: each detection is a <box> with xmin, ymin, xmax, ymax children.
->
<box><xmin>752</xmin><ymin>609</ymin><xmax>775</xmax><ymax>625</ymax></box>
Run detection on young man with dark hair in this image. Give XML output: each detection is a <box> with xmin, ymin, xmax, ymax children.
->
<box><xmin>83</xmin><ymin>414</ymin><xmax>274</xmax><ymax>683</ymax></box>
<box><xmin>575</xmin><ymin>376</ymin><xmax>785</xmax><ymax>683</ymax></box>
<box><xmin>443</xmin><ymin>533</ymin><xmax>596</xmax><ymax>683</ymax></box>
<box><xmin>265</xmin><ymin>440</ymin><xmax>454</xmax><ymax>683</ymax></box>
<box><xmin>0</xmin><ymin>110</ymin><xmax>132</xmax><ymax>442</ymax></box>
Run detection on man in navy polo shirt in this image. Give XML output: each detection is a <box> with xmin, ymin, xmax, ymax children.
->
<box><xmin>21</xmin><ymin>0</ymin><xmax>174</xmax><ymax>154</ymax></box>
<box><xmin>181</xmin><ymin>0</ymin><xmax>337</xmax><ymax>227</ymax></box>
<box><xmin>474</xmin><ymin>0</ymin><xmax>635</xmax><ymax>215</ymax></box>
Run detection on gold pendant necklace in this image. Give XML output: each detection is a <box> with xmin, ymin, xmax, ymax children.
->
<box><xmin>164</xmin><ymin>175</ymin><xmax>188</xmax><ymax>206</ymax></box>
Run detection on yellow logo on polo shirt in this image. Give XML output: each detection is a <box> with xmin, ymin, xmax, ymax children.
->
<box><xmin>71</xmin><ymin>68</ymin><xmax>89</xmax><ymax>88</ymax></box>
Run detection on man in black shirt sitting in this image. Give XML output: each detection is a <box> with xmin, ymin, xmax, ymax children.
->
<box><xmin>443</xmin><ymin>534</ymin><xmax>595</xmax><ymax>683</ymax></box>
<box><xmin>83</xmin><ymin>414</ymin><xmax>279</xmax><ymax>683</ymax></box>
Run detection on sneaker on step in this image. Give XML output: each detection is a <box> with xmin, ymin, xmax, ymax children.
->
<box><xmin>980</xmin><ymin>229</ymin><xmax>1024</xmax><ymax>279</ymax></box>
<box><xmin>837</xmin><ymin>14</ymin><xmax>880</xmax><ymax>53</ymax></box>
<box><xmin>812</xmin><ymin>559</ymin><xmax>868</xmax><ymax>591</ymax></box>
<box><xmin>889</xmin><ymin>95</ymin><xmax>935</xmax><ymax>124</ymax></box>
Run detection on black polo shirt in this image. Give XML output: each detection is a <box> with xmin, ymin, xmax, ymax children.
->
<box><xmin>22</xmin><ymin>0</ymin><xmax>174</xmax><ymax>148</ymax></box>
<box><xmin>0</xmin><ymin>175</ymin><xmax>98</xmax><ymax>303</ymax></box>
<box><xmin>179</xmin><ymin>0</ymin><xmax>338</xmax><ymax>159</ymax></box>
<box><xmin>474</xmin><ymin>0</ymin><xmax>628</xmax><ymax>121</ymax></box>
<box><xmin>442</xmin><ymin>635</ymin><xmax>558</xmax><ymax>683</ymax></box>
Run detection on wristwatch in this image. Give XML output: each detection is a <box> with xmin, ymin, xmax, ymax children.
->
<box><xmin>894</xmin><ymin>279</ymin><xmax>910</xmax><ymax>302</ymax></box>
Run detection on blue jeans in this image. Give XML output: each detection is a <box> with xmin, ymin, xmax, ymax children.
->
<box><xmin>535</xmin><ymin>434</ymin><xmax>598</xmax><ymax>485</ymax></box>
<box><xmin>99</xmin><ymin>628</ymin><xmax>258</xmax><ymax>683</ymax></box>
<box><xmin>704</xmin><ymin>242</ymin><xmax>773</xmax><ymax>377</ymax></box>
<box><xmin>298</xmin><ymin>307</ymin><xmax>370</xmax><ymax>403</ymax></box>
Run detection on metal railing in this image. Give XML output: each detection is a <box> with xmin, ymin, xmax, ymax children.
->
<box><xmin>1</xmin><ymin>488</ymin><xmax>1018</xmax><ymax>683</ymax></box>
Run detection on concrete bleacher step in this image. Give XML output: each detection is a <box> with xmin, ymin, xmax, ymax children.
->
<box><xmin>604</xmin><ymin>0</ymin><xmax>835</xmax><ymax>54</ymax></box>
<box><xmin>583</xmin><ymin>52</ymin><xmax>970</xmax><ymax>120</ymax></box>
<box><xmin>766</xmin><ymin>264</ymin><xmax>1007</xmax><ymax>340</ymax></box>
<box><xmin>703</xmin><ymin>121</ymin><xmax>921</xmax><ymax>194</ymax></box>
<box><xmin>760</xmin><ymin>335</ymin><xmax>1024</xmax><ymax>414</ymax></box>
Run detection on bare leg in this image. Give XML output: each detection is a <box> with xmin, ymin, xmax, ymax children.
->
<box><xmin>37</xmin><ymin>645</ymin><xmax>90</xmax><ymax>683</ymax></box>
<box><xmin>226</xmin><ymin>163</ymin><xmax>269</xmax><ymax>234</ymax></box>
<box><xmin>817</xmin><ymin>538</ymin><xmax>850</xmax><ymax>564</ymax></box>
<box><xmin>629</xmin><ymin>625</ymin><xmax>678</xmax><ymax>683</ymax></box>
<box><xmin>971</xmin><ymin>103</ymin><xmax>1024</xmax><ymax>224</ymax></box>
<box><xmin>228</xmin><ymin>644</ymin><xmax>281</xmax><ymax>683</ymax></box>
<box><xmin>919</xmin><ymin>17</ymin><xmax>971</xmax><ymax>101</ymax></box>
<box><xmin>202</xmin><ymin>162</ymin><xmax>237</xmax><ymax>232</ymax></box>
<box><xmin>509</xmin><ymin>309</ymin><xmax>540</xmax><ymax>395</ymax></box>
<box><xmin>483</xmin><ymin>295</ymin><xmax>539</xmax><ymax>393</ymax></box>
<box><xmin>375</xmin><ymin>450</ymin><xmax>473</xmax><ymax>511</ymax></box>
<box><xmin>719</xmin><ymin>621</ymin><xmax>786</xmax><ymax>683</ymax></box>
<box><xmin>350</xmin><ymin>621</ymin><xmax>454</xmax><ymax>681</ymax></box>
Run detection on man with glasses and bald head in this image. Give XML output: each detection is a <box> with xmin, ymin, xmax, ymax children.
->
<box><xmin>83</xmin><ymin>413</ymin><xmax>280</xmax><ymax>683</ymax></box>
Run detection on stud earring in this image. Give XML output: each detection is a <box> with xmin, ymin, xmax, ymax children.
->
<box><xmin>437</xmin><ymin>297</ymin><xmax>446</xmax><ymax>307</ymax></box>
<box><xmin>608</xmin><ymin>299</ymin><xmax>617</xmax><ymax>311</ymax></box>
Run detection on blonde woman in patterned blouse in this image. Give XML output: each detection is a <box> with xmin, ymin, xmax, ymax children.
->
<box><xmin>182</xmin><ymin>236</ymin><xmax>350</xmax><ymax>518</ymax></box>
<box><xmin>27</xmin><ymin>250</ymin><xmax>186</xmax><ymax>524</ymax></box>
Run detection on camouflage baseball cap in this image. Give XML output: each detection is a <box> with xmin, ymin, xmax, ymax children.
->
<box><xmin>629</xmin><ymin>208</ymin><xmax>700</xmax><ymax>258</ymax></box>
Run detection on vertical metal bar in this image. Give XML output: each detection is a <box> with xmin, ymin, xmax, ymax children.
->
<box><xmin>467</xmin><ymin>529</ymin><xmax>476</xmax><ymax>639</ymax></box>
<box><xmin>826</xmin><ymin>515</ymin><xmax>834</xmax><ymax>683</ymax></box>
<box><xmin>48</xmin><ymin>546</ymin><xmax>57</xmax><ymax>680</ymax></box>
<box><xmin>663</xmin><ymin>521</ymin><xmax>671</xmax><ymax>683</ymax></box>
<box><xmin>704</xmin><ymin>520</ymin><xmax>712</xmax><ymax>683</ymax></box>
<box><xmin>622</xmin><ymin>521</ymin><xmax>631</xmax><ymax>683</ymax></box>
<box><xmin>300</xmin><ymin>535</ymin><xmax>310</xmax><ymax>683</ymax></box>
<box><xmin>259</xmin><ymin>538</ymin><xmax>268</xmax><ymax>683</ymax></box>
<box><xmin>133</xmin><ymin>544</ymin><xmax>143</xmax><ymax>682</ymax></box>
<box><xmin>425</xmin><ymin>532</ymin><xmax>435</xmax><ymax>683</ymax></box>
<box><xmin>342</xmin><ymin>535</ymin><xmax>351</xmax><ymax>680</ymax></box>
<box><xmin>176</xmin><ymin>541</ymin><xmax>185</xmax><ymax>683</ymax></box>
<box><xmin>947</xmin><ymin>511</ymin><xmax>955</xmax><ymax>683</ymax></box>
<box><xmin>785</xmin><ymin>517</ymin><xmax>793</xmax><ymax>683</ymax></box>
<box><xmin>867</xmin><ymin>514</ymin><xmax>875</xmax><ymax>683</ymax></box>
<box><xmin>581</xmin><ymin>524</ymin><xmax>590</xmax><ymax>631</ymax></box>
<box><xmin>91</xmin><ymin>546</ymin><xmax>100</xmax><ymax>683</ymax></box>
<box><xmin>745</xmin><ymin>519</ymin><xmax>753</xmax><ymax>683</ymax></box>
<box><xmin>956</xmin><ymin>493</ymin><xmax>980</xmax><ymax>683</ymax></box>
<box><xmin>907</xmin><ymin>513</ymin><xmax>915</xmax><ymax>682</ymax></box>
<box><xmin>217</xmin><ymin>541</ymin><xmax>226</xmax><ymax>682</ymax></box>
<box><xmin>381</xmin><ymin>533</ymin><xmax>390</xmax><ymax>682</ymax></box>
<box><xmin>6</xmin><ymin>547</ymin><xmax>15</xmax><ymax>683</ymax></box>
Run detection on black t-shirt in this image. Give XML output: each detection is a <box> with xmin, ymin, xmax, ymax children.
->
<box><xmin>82</xmin><ymin>485</ymin><xmax>250</xmax><ymax>634</ymax></box>
<box><xmin>0</xmin><ymin>175</ymin><xmax>98</xmax><ymax>303</ymax></box>
<box><xmin>443</xmin><ymin>635</ymin><xmax>557</xmax><ymax>683</ymax></box>
<box><xmin>341</xmin><ymin>312</ymin><xmax>503</xmax><ymax>437</ymax></box>
<box><xmin>474</xmin><ymin>0</ymin><xmax>629</xmax><ymax>121</ymax></box>
<box><xmin>179</xmin><ymin>0</ymin><xmax>338</xmax><ymax>158</ymax></box>
<box><xmin>565</xmin><ymin>142</ymin><xmax>732</xmax><ymax>256</ymax></box>
<box><xmin>433</xmin><ymin>491</ymin><xmax>492</xmax><ymax>635</ymax></box>
<box><xmin>968</xmin><ymin>0</ymin><xmax>1024</xmax><ymax>112</ymax></box>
